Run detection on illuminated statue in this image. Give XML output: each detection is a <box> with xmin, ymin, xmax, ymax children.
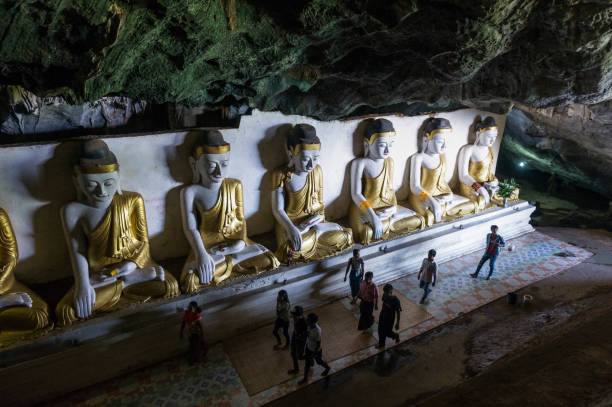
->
<box><xmin>457</xmin><ymin>116</ymin><xmax>519</xmax><ymax>207</ymax></box>
<box><xmin>56</xmin><ymin>140</ymin><xmax>179</xmax><ymax>326</ymax></box>
<box><xmin>0</xmin><ymin>208</ymin><xmax>51</xmax><ymax>346</ymax></box>
<box><xmin>408</xmin><ymin>118</ymin><xmax>477</xmax><ymax>225</ymax></box>
<box><xmin>271</xmin><ymin>124</ymin><xmax>353</xmax><ymax>263</ymax></box>
<box><xmin>349</xmin><ymin>119</ymin><xmax>425</xmax><ymax>244</ymax></box>
<box><xmin>180</xmin><ymin>131</ymin><xmax>279</xmax><ymax>293</ymax></box>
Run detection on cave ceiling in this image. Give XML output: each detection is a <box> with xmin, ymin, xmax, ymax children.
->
<box><xmin>0</xmin><ymin>0</ymin><xmax>611</xmax><ymax>120</ymax></box>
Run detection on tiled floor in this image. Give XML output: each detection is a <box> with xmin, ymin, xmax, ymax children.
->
<box><xmin>50</xmin><ymin>231</ymin><xmax>592</xmax><ymax>407</ymax></box>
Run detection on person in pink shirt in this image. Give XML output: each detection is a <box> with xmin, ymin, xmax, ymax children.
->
<box><xmin>357</xmin><ymin>271</ymin><xmax>378</xmax><ymax>331</ymax></box>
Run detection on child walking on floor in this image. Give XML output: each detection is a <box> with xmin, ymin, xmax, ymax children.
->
<box><xmin>180</xmin><ymin>301</ymin><xmax>206</xmax><ymax>365</ymax></box>
<box><xmin>418</xmin><ymin>249</ymin><xmax>437</xmax><ymax>304</ymax></box>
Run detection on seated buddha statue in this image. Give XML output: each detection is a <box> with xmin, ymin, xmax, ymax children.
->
<box><xmin>408</xmin><ymin>118</ymin><xmax>478</xmax><ymax>225</ymax></box>
<box><xmin>180</xmin><ymin>131</ymin><xmax>279</xmax><ymax>293</ymax></box>
<box><xmin>0</xmin><ymin>208</ymin><xmax>51</xmax><ymax>346</ymax></box>
<box><xmin>457</xmin><ymin>116</ymin><xmax>519</xmax><ymax>207</ymax></box>
<box><xmin>55</xmin><ymin>140</ymin><xmax>179</xmax><ymax>326</ymax></box>
<box><xmin>271</xmin><ymin>124</ymin><xmax>353</xmax><ymax>263</ymax></box>
<box><xmin>349</xmin><ymin>119</ymin><xmax>425</xmax><ymax>245</ymax></box>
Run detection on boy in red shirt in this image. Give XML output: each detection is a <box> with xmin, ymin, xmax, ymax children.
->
<box><xmin>180</xmin><ymin>301</ymin><xmax>205</xmax><ymax>364</ymax></box>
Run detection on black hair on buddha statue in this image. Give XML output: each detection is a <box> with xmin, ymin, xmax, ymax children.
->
<box><xmin>201</xmin><ymin>130</ymin><xmax>227</xmax><ymax>146</ymax></box>
<box><xmin>286</xmin><ymin>123</ymin><xmax>320</xmax><ymax>152</ymax></box>
<box><xmin>424</xmin><ymin>118</ymin><xmax>452</xmax><ymax>136</ymax></box>
<box><xmin>364</xmin><ymin>118</ymin><xmax>395</xmax><ymax>142</ymax></box>
<box><xmin>192</xmin><ymin>130</ymin><xmax>230</xmax><ymax>157</ymax></box>
<box><xmin>79</xmin><ymin>139</ymin><xmax>118</xmax><ymax>167</ymax></box>
<box><xmin>475</xmin><ymin>116</ymin><xmax>497</xmax><ymax>133</ymax></box>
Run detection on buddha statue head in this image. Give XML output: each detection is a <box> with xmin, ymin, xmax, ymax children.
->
<box><xmin>74</xmin><ymin>139</ymin><xmax>121</xmax><ymax>207</ymax></box>
<box><xmin>190</xmin><ymin>130</ymin><xmax>231</xmax><ymax>185</ymax></box>
<box><xmin>423</xmin><ymin>118</ymin><xmax>451</xmax><ymax>155</ymax></box>
<box><xmin>364</xmin><ymin>118</ymin><xmax>395</xmax><ymax>160</ymax></box>
<box><xmin>286</xmin><ymin>124</ymin><xmax>321</xmax><ymax>174</ymax></box>
<box><xmin>474</xmin><ymin>116</ymin><xmax>498</xmax><ymax>147</ymax></box>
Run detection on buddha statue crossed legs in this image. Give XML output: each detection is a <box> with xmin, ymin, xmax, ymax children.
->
<box><xmin>349</xmin><ymin>119</ymin><xmax>425</xmax><ymax>245</ymax></box>
<box><xmin>457</xmin><ymin>116</ymin><xmax>519</xmax><ymax>207</ymax></box>
<box><xmin>409</xmin><ymin>118</ymin><xmax>477</xmax><ymax>225</ymax></box>
<box><xmin>271</xmin><ymin>124</ymin><xmax>353</xmax><ymax>263</ymax></box>
<box><xmin>180</xmin><ymin>131</ymin><xmax>279</xmax><ymax>293</ymax></box>
<box><xmin>0</xmin><ymin>208</ymin><xmax>51</xmax><ymax>346</ymax></box>
<box><xmin>56</xmin><ymin>140</ymin><xmax>179</xmax><ymax>326</ymax></box>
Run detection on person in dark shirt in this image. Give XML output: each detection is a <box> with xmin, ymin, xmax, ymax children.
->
<box><xmin>288</xmin><ymin>305</ymin><xmax>308</xmax><ymax>375</ymax></box>
<box><xmin>273</xmin><ymin>290</ymin><xmax>291</xmax><ymax>350</ymax></box>
<box><xmin>470</xmin><ymin>225</ymin><xmax>506</xmax><ymax>280</ymax></box>
<box><xmin>377</xmin><ymin>284</ymin><xmax>401</xmax><ymax>348</ymax></box>
<box><xmin>180</xmin><ymin>301</ymin><xmax>205</xmax><ymax>365</ymax></box>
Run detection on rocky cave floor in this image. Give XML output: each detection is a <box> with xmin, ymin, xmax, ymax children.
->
<box><xmin>268</xmin><ymin>227</ymin><xmax>612</xmax><ymax>407</ymax></box>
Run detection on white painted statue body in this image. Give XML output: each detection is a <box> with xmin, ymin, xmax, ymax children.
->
<box><xmin>351</xmin><ymin>136</ymin><xmax>417</xmax><ymax>240</ymax></box>
<box><xmin>271</xmin><ymin>149</ymin><xmax>343</xmax><ymax>252</ymax></box>
<box><xmin>181</xmin><ymin>151</ymin><xmax>269</xmax><ymax>285</ymax></box>
<box><xmin>457</xmin><ymin>127</ymin><xmax>499</xmax><ymax>205</ymax></box>
<box><xmin>409</xmin><ymin>131</ymin><xmax>470</xmax><ymax>223</ymax></box>
<box><xmin>61</xmin><ymin>171</ymin><xmax>164</xmax><ymax>320</ymax></box>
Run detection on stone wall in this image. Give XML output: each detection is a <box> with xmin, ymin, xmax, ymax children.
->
<box><xmin>0</xmin><ymin>109</ymin><xmax>505</xmax><ymax>284</ymax></box>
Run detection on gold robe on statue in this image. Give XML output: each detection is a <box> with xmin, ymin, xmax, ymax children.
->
<box><xmin>349</xmin><ymin>158</ymin><xmax>425</xmax><ymax>245</ymax></box>
<box><xmin>273</xmin><ymin>165</ymin><xmax>353</xmax><ymax>263</ymax></box>
<box><xmin>0</xmin><ymin>208</ymin><xmax>51</xmax><ymax>347</ymax></box>
<box><xmin>408</xmin><ymin>154</ymin><xmax>477</xmax><ymax>226</ymax></box>
<box><xmin>56</xmin><ymin>192</ymin><xmax>179</xmax><ymax>327</ymax></box>
<box><xmin>458</xmin><ymin>147</ymin><xmax>519</xmax><ymax>207</ymax></box>
<box><xmin>180</xmin><ymin>178</ymin><xmax>279</xmax><ymax>293</ymax></box>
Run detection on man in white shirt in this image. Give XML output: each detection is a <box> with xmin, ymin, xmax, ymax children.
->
<box><xmin>417</xmin><ymin>249</ymin><xmax>438</xmax><ymax>304</ymax></box>
<box><xmin>298</xmin><ymin>313</ymin><xmax>330</xmax><ymax>384</ymax></box>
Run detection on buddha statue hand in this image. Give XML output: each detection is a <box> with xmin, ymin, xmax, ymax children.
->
<box><xmin>193</xmin><ymin>250</ymin><xmax>216</xmax><ymax>285</ymax></box>
<box><xmin>286</xmin><ymin>224</ymin><xmax>303</xmax><ymax>251</ymax></box>
<box><xmin>74</xmin><ymin>281</ymin><xmax>96</xmax><ymax>319</ymax></box>
<box><xmin>375</xmin><ymin>206</ymin><xmax>397</xmax><ymax>220</ymax></box>
<box><xmin>121</xmin><ymin>265</ymin><xmax>165</xmax><ymax>288</ymax></box>
<box><xmin>0</xmin><ymin>292</ymin><xmax>33</xmax><ymax>310</ymax></box>
<box><xmin>367</xmin><ymin>209</ymin><xmax>385</xmax><ymax>240</ymax></box>
<box><xmin>210</xmin><ymin>240</ymin><xmax>246</xmax><ymax>256</ymax></box>
<box><xmin>298</xmin><ymin>214</ymin><xmax>324</xmax><ymax>233</ymax></box>
<box><xmin>484</xmin><ymin>180</ymin><xmax>499</xmax><ymax>192</ymax></box>
<box><xmin>426</xmin><ymin>196</ymin><xmax>443</xmax><ymax>223</ymax></box>
<box><xmin>477</xmin><ymin>186</ymin><xmax>491</xmax><ymax>205</ymax></box>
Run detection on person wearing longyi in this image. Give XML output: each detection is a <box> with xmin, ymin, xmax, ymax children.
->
<box><xmin>55</xmin><ymin>139</ymin><xmax>179</xmax><ymax>326</ymax></box>
<box><xmin>271</xmin><ymin>124</ymin><xmax>353</xmax><ymax>264</ymax></box>
<box><xmin>357</xmin><ymin>271</ymin><xmax>378</xmax><ymax>332</ymax></box>
<box><xmin>349</xmin><ymin>118</ymin><xmax>425</xmax><ymax>245</ymax></box>
<box><xmin>180</xmin><ymin>130</ymin><xmax>279</xmax><ymax>293</ymax></box>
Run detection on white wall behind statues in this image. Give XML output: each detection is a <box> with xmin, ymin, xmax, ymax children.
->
<box><xmin>0</xmin><ymin>109</ymin><xmax>505</xmax><ymax>283</ymax></box>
